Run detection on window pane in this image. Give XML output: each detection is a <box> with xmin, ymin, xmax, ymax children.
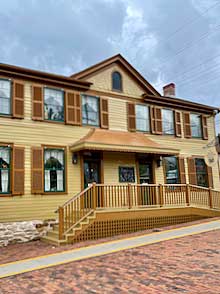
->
<box><xmin>44</xmin><ymin>88</ymin><xmax>64</xmax><ymax>121</ymax></box>
<box><xmin>164</xmin><ymin>156</ymin><xmax>179</xmax><ymax>184</ymax></box>
<box><xmin>44</xmin><ymin>149</ymin><xmax>64</xmax><ymax>192</ymax></box>
<box><xmin>0</xmin><ymin>147</ymin><xmax>10</xmax><ymax>193</ymax></box>
<box><xmin>112</xmin><ymin>72</ymin><xmax>122</xmax><ymax>91</ymax></box>
<box><xmin>0</xmin><ymin>80</ymin><xmax>11</xmax><ymax>115</ymax></box>
<box><xmin>190</xmin><ymin>114</ymin><xmax>202</xmax><ymax>138</ymax></box>
<box><xmin>82</xmin><ymin>95</ymin><xmax>99</xmax><ymax>126</ymax></box>
<box><xmin>119</xmin><ymin>167</ymin><xmax>135</xmax><ymax>183</ymax></box>
<box><xmin>135</xmin><ymin>105</ymin><xmax>150</xmax><ymax>132</ymax></box>
<box><xmin>162</xmin><ymin>109</ymin><xmax>174</xmax><ymax>135</ymax></box>
<box><xmin>195</xmin><ymin>158</ymin><xmax>208</xmax><ymax>187</ymax></box>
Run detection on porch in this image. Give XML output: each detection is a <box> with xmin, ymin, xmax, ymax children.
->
<box><xmin>42</xmin><ymin>183</ymin><xmax>220</xmax><ymax>245</ymax></box>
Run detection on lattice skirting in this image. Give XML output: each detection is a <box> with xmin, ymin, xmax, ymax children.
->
<box><xmin>73</xmin><ymin>214</ymin><xmax>207</xmax><ymax>243</ymax></box>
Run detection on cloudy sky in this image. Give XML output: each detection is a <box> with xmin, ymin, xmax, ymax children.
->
<box><xmin>1</xmin><ymin>0</ymin><xmax>220</xmax><ymax>112</ymax></box>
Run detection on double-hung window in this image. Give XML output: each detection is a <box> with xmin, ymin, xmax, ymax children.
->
<box><xmin>135</xmin><ymin>104</ymin><xmax>150</xmax><ymax>132</ymax></box>
<box><xmin>162</xmin><ymin>109</ymin><xmax>174</xmax><ymax>135</ymax></box>
<box><xmin>0</xmin><ymin>146</ymin><xmax>11</xmax><ymax>194</ymax></box>
<box><xmin>44</xmin><ymin>148</ymin><xmax>65</xmax><ymax>192</ymax></box>
<box><xmin>190</xmin><ymin>114</ymin><xmax>202</xmax><ymax>138</ymax></box>
<box><xmin>164</xmin><ymin>156</ymin><xmax>179</xmax><ymax>184</ymax></box>
<box><xmin>0</xmin><ymin>79</ymin><xmax>11</xmax><ymax>115</ymax></box>
<box><xmin>195</xmin><ymin>158</ymin><xmax>208</xmax><ymax>187</ymax></box>
<box><xmin>44</xmin><ymin>88</ymin><xmax>64</xmax><ymax>122</ymax></box>
<box><xmin>82</xmin><ymin>95</ymin><xmax>99</xmax><ymax>126</ymax></box>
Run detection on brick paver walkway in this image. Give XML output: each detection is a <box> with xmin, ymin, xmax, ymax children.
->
<box><xmin>1</xmin><ymin>217</ymin><xmax>218</xmax><ymax>265</ymax></box>
<box><xmin>0</xmin><ymin>221</ymin><xmax>220</xmax><ymax>293</ymax></box>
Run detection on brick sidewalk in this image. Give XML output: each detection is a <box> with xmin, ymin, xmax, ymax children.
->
<box><xmin>1</xmin><ymin>217</ymin><xmax>218</xmax><ymax>265</ymax></box>
<box><xmin>1</xmin><ymin>222</ymin><xmax>220</xmax><ymax>293</ymax></box>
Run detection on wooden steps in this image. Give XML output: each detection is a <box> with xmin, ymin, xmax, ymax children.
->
<box><xmin>41</xmin><ymin>212</ymin><xmax>97</xmax><ymax>246</ymax></box>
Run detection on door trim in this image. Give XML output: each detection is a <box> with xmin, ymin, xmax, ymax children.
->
<box><xmin>136</xmin><ymin>157</ymin><xmax>155</xmax><ymax>184</ymax></box>
<box><xmin>80</xmin><ymin>152</ymin><xmax>104</xmax><ymax>190</ymax></box>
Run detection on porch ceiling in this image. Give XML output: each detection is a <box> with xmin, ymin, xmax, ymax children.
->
<box><xmin>70</xmin><ymin>128</ymin><xmax>179</xmax><ymax>155</ymax></box>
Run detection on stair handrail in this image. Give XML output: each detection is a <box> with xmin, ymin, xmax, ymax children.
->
<box><xmin>55</xmin><ymin>185</ymin><xmax>93</xmax><ymax>213</ymax></box>
<box><xmin>58</xmin><ymin>184</ymin><xmax>94</xmax><ymax>239</ymax></box>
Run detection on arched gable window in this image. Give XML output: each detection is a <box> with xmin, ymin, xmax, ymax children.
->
<box><xmin>112</xmin><ymin>71</ymin><xmax>122</xmax><ymax>91</ymax></box>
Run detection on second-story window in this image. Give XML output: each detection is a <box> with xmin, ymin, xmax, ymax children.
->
<box><xmin>0</xmin><ymin>79</ymin><xmax>11</xmax><ymax>115</ymax></box>
<box><xmin>44</xmin><ymin>88</ymin><xmax>64</xmax><ymax>122</ymax></box>
<box><xmin>135</xmin><ymin>105</ymin><xmax>150</xmax><ymax>132</ymax></box>
<box><xmin>190</xmin><ymin>114</ymin><xmax>202</xmax><ymax>138</ymax></box>
<box><xmin>162</xmin><ymin>109</ymin><xmax>174</xmax><ymax>135</ymax></box>
<box><xmin>112</xmin><ymin>71</ymin><xmax>122</xmax><ymax>91</ymax></box>
<box><xmin>82</xmin><ymin>95</ymin><xmax>99</xmax><ymax>126</ymax></box>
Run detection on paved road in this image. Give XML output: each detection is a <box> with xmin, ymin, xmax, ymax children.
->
<box><xmin>1</xmin><ymin>219</ymin><xmax>220</xmax><ymax>280</ymax></box>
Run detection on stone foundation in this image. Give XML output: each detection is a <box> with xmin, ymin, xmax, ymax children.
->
<box><xmin>0</xmin><ymin>219</ymin><xmax>58</xmax><ymax>247</ymax></box>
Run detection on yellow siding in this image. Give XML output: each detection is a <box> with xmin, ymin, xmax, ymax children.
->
<box><xmin>108</xmin><ymin>97</ymin><xmax>127</xmax><ymax>131</ymax></box>
<box><xmin>87</xmin><ymin>64</ymin><xmax>145</xmax><ymax>98</ymax></box>
<box><xmin>103</xmin><ymin>152</ymin><xmax>137</xmax><ymax>184</ymax></box>
<box><xmin>0</xmin><ymin>75</ymin><xmax>219</xmax><ymax>223</ymax></box>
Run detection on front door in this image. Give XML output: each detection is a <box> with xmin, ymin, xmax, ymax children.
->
<box><xmin>139</xmin><ymin>162</ymin><xmax>153</xmax><ymax>184</ymax></box>
<box><xmin>138</xmin><ymin>161</ymin><xmax>155</xmax><ymax>205</ymax></box>
<box><xmin>84</xmin><ymin>160</ymin><xmax>100</xmax><ymax>188</ymax></box>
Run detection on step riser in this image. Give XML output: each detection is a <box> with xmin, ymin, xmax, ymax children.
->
<box><xmin>41</xmin><ymin>212</ymin><xmax>96</xmax><ymax>245</ymax></box>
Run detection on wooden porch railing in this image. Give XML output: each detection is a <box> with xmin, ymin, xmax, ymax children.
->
<box><xmin>58</xmin><ymin>183</ymin><xmax>220</xmax><ymax>239</ymax></box>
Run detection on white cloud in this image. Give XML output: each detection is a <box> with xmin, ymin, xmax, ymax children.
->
<box><xmin>107</xmin><ymin>2</ymin><xmax>158</xmax><ymax>70</ymax></box>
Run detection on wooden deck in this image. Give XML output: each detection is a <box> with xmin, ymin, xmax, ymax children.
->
<box><xmin>42</xmin><ymin>184</ymin><xmax>220</xmax><ymax>245</ymax></box>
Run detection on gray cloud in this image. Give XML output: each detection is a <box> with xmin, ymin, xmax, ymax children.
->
<box><xmin>0</xmin><ymin>0</ymin><xmax>220</xmax><ymax>114</ymax></box>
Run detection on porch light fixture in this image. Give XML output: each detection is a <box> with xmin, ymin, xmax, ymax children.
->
<box><xmin>157</xmin><ymin>156</ymin><xmax>162</xmax><ymax>167</ymax></box>
<box><xmin>72</xmin><ymin>153</ymin><xmax>78</xmax><ymax>164</ymax></box>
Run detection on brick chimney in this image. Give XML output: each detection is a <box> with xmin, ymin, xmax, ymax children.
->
<box><xmin>163</xmin><ymin>83</ymin><xmax>175</xmax><ymax>97</ymax></box>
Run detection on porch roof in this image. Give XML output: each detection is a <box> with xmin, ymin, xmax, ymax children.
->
<box><xmin>70</xmin><ymin>129</ymin><xmax>179</xmax><ymax>155</ymax></box>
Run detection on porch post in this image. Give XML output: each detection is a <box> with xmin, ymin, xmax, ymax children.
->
<box><xmin>158</xmin><ymin>184</ymin><xmax>164</xmax><ymax>207</ymax></box>
<box><xmin>127</xmin><ymin>183</ymin><xmax>132</xmax><ymax>209</ymax></box>
<box><xmin>92</xmin><ymin>182</ymin><xmax>97</xmax><ymax>209</ymax></box>
<box><xmin>209</xmin><ymin>187</ymin><xmax>213</xmax><ymax>209</ymax></box>
<box><xmin>185</xmin><ymin>184</ymin><xmax>190</xmax><ymax>206</ymax></box>
<box><xmin>58</xmin><ymin>206</ymin><xmax>64</xmax><ymax>240</ymax></box>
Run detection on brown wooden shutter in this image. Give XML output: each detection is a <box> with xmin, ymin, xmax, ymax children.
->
<box><xmin>13</xmin><ymin>81</ymin><xmax>24</xmax><ymax>118</ymax></box>
<box><xmin>175</xmin><ymin>111</ymin><xmax>182</xmax><ymax>137</ymax></box>
<box><xmin>31</xmin><ymin>147</ymin><xmax>43</xmax><ymax>194</ymax></box>
<box><xmin>150</xmin><ymin>106</ymin><xmax>156</xmax><ymax>134</ymax></box>
<box><xmin>12</xmin><ymin>146</ymin><xmax>25</xmax><ymax>195</ymax></box>
<box><xmin>183</xmin><ymin>112</ymin><xmax>191</xmax><ymax>138</ymax></box>
<box><xmin>178</xmin><ymin>157</ymin><xmax>186</xmax><ymax>184</ymax></box>
<box><xmin>65</xmin><ymin>91</ymin><xmax>81</xmax><ymax>125</ymax></box>
<box><xmin>32</xmin><ymin>85</ymin><xmax>43</xmax><ymax>120</ymax></box>
<box><xmin>187</xmin><ymin>157</ymin><xmax>197</xmax><ymax>185</ymax></box>
<box><xmin>155</xmin><ymin>107</ymin><xmax>162</xmax><ymax>134</ymax></box>
<box><xmin>202</xmin><ymin>115</ymin><xmax>208</xmax><ymax>140</ymax></box>
<box><xmin>100</xmin><ymin>98</ymin><xmax>109</xmax><ymax>129</ymax></box>
<box><xmin>127</xmin><ymin>103</ymin><xmax>136</xmax><ymax>131</ymax></box>
<box><xmin>207</xmin><ymin>166</ymin><xmax>213</xmax><ymax>188</ymax></box>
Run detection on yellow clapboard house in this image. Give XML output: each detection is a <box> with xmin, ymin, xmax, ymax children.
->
<box><xmin>0</xmin><ymin>54</ymin><xmax>220</xmax><ymax>245</ymax></box>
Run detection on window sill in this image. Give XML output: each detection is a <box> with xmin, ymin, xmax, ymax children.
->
<box><xmin>0</xmin><ymin>114</ymin><xmax>12</xmax><ymax>118</ymax></box>
<box><xmin>44</xmin><ymin>119</ymin><xmax>64</xmax><ymax>124</ymax></box>
<box><xmin>43</xmin><ymin>191</ymin><xmax>68</xmax><ymax>195</ymax></box>
<box><xmin>112</xmin><ymin>88</ymin><xmax>123</xmax><ymax>93</ymax></box>
<box><xmin>82</xmin><ymin>124</ymin><xmax>100</xmax><ymax>128</ymax></box>
<box><xmin>162</xmin><ymin>133</ymin><xmax>175</xmax><ymax>136</ymax></box>
<box><xmin>0</xmin><ymin>193</ymin><xmax>12</xmax><ymax>197</ymax></box>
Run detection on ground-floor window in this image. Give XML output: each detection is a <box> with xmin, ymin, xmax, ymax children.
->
<box><xmin>195</xmin><ymin>158</ymin><xmax>208</xmax><ymax>187</ymax></box>
<box><xmin>0</xmin><ymin>146</ymin><xmax>10</xmax><ymax>194</ymax></box>
<box><xmin>164</xmin><ymin>156</ymin><xmax>179</xmax><ymax>184</ymax></box>
<box><xmin>44</xmin><ymin>148</ymin><xmax>65</xmax><ymax>192</ymax></box>
<box><xmin>119</xmin><ymin>166</ymin><xmax>135</xmax><ymax>183</ymax></box>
